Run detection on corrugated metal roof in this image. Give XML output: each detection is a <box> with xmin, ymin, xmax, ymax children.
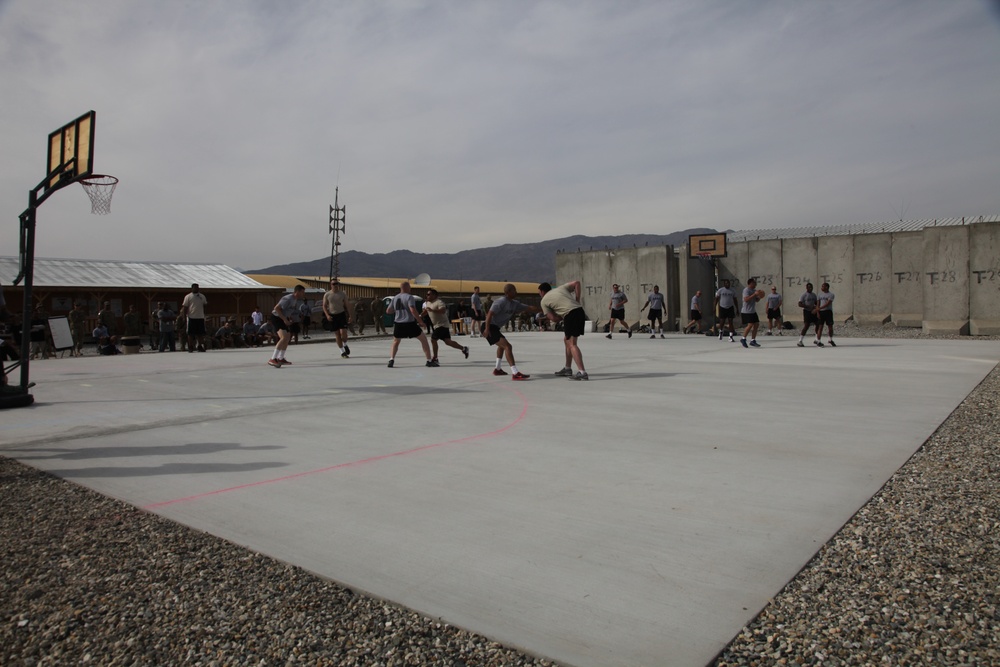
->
<box><xmin>249</xmin><ymin>275</ymin><xmax>541</xmax><ymax>294</ymax></box>
<box><xmin>0</xmin><ymin>257</ymin><xmax>270</xmax><ymax>290</ymax></box>
<box><xmin>726</xmin><ymin>215</ymin><xmax>1000</xmax><ymax>243</ymax></box>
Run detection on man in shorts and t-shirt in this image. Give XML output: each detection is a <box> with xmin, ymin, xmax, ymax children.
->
<box><xmin>386</xmin><ymin>281</ymin><xmax>433</xmax><ymax>368</ymax></box>
<box><xmin>539</xmin><ymin>280</ymin><xmax>589</xmax><ymax>381</ymax></box>
<box><xmin>267</xmin><ymin>285</ymin><xmax>305</xmax><ymax>367</ymax></box>
<box><xmin>640</xmin><ymin>285</ymin><xmax>666</xmax><ymax>338</ymax></box>
<box><xmin>765</xmin><ymin>286</ymin><xmax>783</xmax><ymax>335</ymax></box>
<box><xmin>684</xmin><ymin>291</ymin><xmax>703</xmax><ymax>334</ymax></box>
<box><xmin>469</xmin><ymin>286</ymin><xmax>484</xmax><ymax>337</ymax></box>
<box><xmin>181</xmin><ymin>283</ymin><xmax>208</xmax><ymax>352</ymax></box>
<box><xmin>739</xmin><ymin>278</ymin><xmax>764</xmax><ymax>348</ymax></box>
<box><xmin>422</xmin><ymin>288</ymin><xmax>469</xmax><ymax>366</ymax></box>
<box><xmin>607</xmin><ymin>284</ymin><xmax>632</xmax><ymax>339</ymax></box>
<box><xmin>322</xmin><ymin>279</ymin><xmax>353</xmax><ymax>358</ymax></box>
<box><xmin>816</xmin><ymin>282</ymin><xmax>836</xmax><ymax>347</ymax></box>
<box><xmin>482</xmin><ymin>283</ymin><xmax>539</xmax><ymax>380</ymax></box>
<box><xmin>714</xmin><ymin>279</ymin><xmax>737</xmax><ymax>342</ymax></box>
<box><xmin>797</xmin><ymin>282</ymin><xmax>821</xmax><ymax>347</ymax></box>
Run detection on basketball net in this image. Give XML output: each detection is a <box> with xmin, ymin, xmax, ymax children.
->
<box><xmin>80</xmin><ymin>174</ymin><xmax>119</xmax><ymax>215</ymax></box>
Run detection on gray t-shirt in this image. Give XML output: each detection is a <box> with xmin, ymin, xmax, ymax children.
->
<box><xmin>157</xmin><ymin>308</ymin><xmax>175</xmax><ymax>333</ymax></box>
<box><xmin>610</xmin><ymin>290</ymin><xmax>627</xmax><ymax>309</ymax></box>
<box><xmin>799</xmin><ymin>291</ymin><xmax>818</xmax><ymax>310</ymax></box>
<box><xmin>766</xmin><ymin>293</ymin><xmax>782</xmax><ymax>310</ymax></box>
<box><xmin>391</xmin><ymin>293</ymin><xmax>417</xmax><ymax>323</ymax></box>
<box><xmin>470</xmin><ymin>292</ymin><xmax>483</xmax><ymax>316</ymax></box>
<box><xmin>273</xmin><ymin>293</ymin><xmax>300</xmax><ymax>318</ymax></box>
<box><xmin>741</xmin><ymin>287</ymin><xmax>760</xmax><ymax>315</ymax></box>
<box><xmin>647</xmin><ymin>292</ymin><xmax>665</xmax><ymax>311</ymax></box>
<box><xmin>488</xmin><ymin>297</ymin><xmax>528</xmax><ymax>327</ymax></box>
<box><xmin>690</xmin><ymin>295</ymin><xmax>701</xmax><ymax>311</ymax></box>
<box><xmin>818</xmin><ymin>291</ymin><xmax>834</xmax><ymax>312</ymax></box>
<box><xmin>716</xmin><ymin>287</ymin><xmax>737</xmax><ymax>309</ymax></box>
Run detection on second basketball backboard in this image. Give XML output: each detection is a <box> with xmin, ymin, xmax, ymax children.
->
<box><xmin>688</xmin><ymin>233</ymin><xmax>727</xmax><ymax>258</ymax></box>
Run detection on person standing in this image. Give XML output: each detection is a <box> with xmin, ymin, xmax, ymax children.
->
<box><xmin>765</xmin><ymin>286</ymin><xmax>783</xmax><ymax>335</ymax></box>
<box><xmin>739</xmin><ymin>278</ymin><xmax>765</xmax><ymax>348</ymax></box>
<box><xmin>482</xmin><ymin>283</ymin><xmax>538</xmax><ymax>380</ymax></box>
<box><xmin>386</xmin><ymin>281</ymin><xmax>433</xmax><ymax>368</ymax></box>
<box><xmin>156</xmin><ymin>301</ymin><xmax>177</xmax><ymax>352</ymax></box>
<box><xmin>816</xmin><ymin>282</ymin><xmax>837</xmax><ymax>347</ymax></box>
<box><xmin>267</xmin><ymin>285</ymin><xmax>305</xmax><ymax>367</ymax></box>
<box><xmin>322</xmin><ymin>278</ymin><xmax>353</xmax><ymax>358</ymax></box>
<box><xmin>640</xmin><ymin>285</ymin><xmax>666</xmax><ymax>338</ymax></box>
<box><xmin>684</xmin><ymin>291</ymin><xmax>703</xmax><ymax>334</ymax></box>
<box><xmin>539</xmin><ymin>280</ymin><xmax>589</xmax><ymax>381</ymax></box>
<box><xmin>797</xmin><ymin>282</ymin><xmax>822</xmax><ymax>347</ymax></box>
<box><xmin>123</xmin><ymin>305</ymin><xmax>141</xmax><ymax>337</ymax></box>
<box><xmin>98</xmin><ymin>301</ymin><xmax>116</xmax><ymax>337</ymax></box>
<box><xmin>299</xmin><ymin>300</ymin><xmax>312</xmax><ymax>339</ymax></box>
<box><xmin>251</xmin><ymin>306</ymin><xmax>264</xmax><ymax>328</ymax></box>
<box><xmin>181</xmin><ymin>283</ymin><xmax>208</xmax><ymax>352</ymax></box>
<box><xmin>469</xmin><ymin>286</ymin><xmax>484</xmax><ymax>337</ymax></box>
<box><xmin>68</xmin><ymin>301</ymin><xmax>87</xmax><ymax>357</ymax></box>
<box><xmin>423</xmin><ymin>288</ymin><xmax>470</xmax><ymax>366</ymax></box>
<box><xmin>607</xmin><ymin>283</ymin><xmax>632</xmax><ymax>339</ymax></box>
<box><xmin>714</xmin><ymin>279</ymin><xmax>737</xmax><ymax>342</ymax></box>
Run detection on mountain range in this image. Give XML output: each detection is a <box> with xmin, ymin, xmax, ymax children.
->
<box><xmin>248</xmin><ymin>229</ymin><xmax>717</xmax><ymax>282</ymax></box>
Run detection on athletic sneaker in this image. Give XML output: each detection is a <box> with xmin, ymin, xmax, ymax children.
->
<box><xmin>553</xmin><ymin>368</ymin><xmax>573</xmax><ymax>377</ymax></box>
<box><xmin>650</xmin><ymin>334</ymin><xmax>656</xmax><ymax>339</ymax></box>
<box><xmin>729</xmin><ymin>336</ymin><xmax>735</xmax><ymax>342</ymax></box>
<box><xmin>740</xmin><ymin>338</ymin><xmax>748</xmax><ymax>348</ymax></box>
<box><xmin>627</xmin><ymin>330</ymin><xmax>632</xmax><ymax>339</ymax></box>
<box><xmin>427</xmin><ymin>359</ymin><xmax>439</xmax><ymax>367</ymax></box>
<box><xmin>462</xmin><ymin>346</ymin><xmax>469</xmax><ymax>359</ymax></box>
<box><xmin>749</xmin><ymin>340</ymin><xmax>760</xmax><ymax>348</ymax></box>
<box><xmin>719</xmin><ymin>331</ymin><xmax>724</xmax><ymax>340</ymax></box>
<box><xmin>344</xmin><ymin>344</ymin><xmax>350</xmax><ymax>356</ymax></box>
<box><xmin>511</xmin><ymin>372</ymin><xmax>530</xmax><ymax>381</ymax></box>
<box><xmin>573</xmin><ymin>371</ymin><xmax>589</xmax><ymax>381</ymax></box>
<box><xmin>606</xmin><ymin>334</ymin><xmax>612</xmax><ymax>339</ymax></box>
<box><xmin>828</xmin><ymin>340</ymin><xmax>836</xmax><ymax>347</ymax></box>
<box><xmin>492</xmin><ymin>368</ymin><xmax>508</xmax><ymax>376</ymax></box>
<box><xmin>279</xmin><ymin>358</ymin><xmax>292</xmax><ymax>365</ymax></box>
<box><xmin>660</xmin><ymin>334</ymin><xmax>665</xmax><ymax>339</ymax></box>
<box><xmin>814</xmin><ymin>340</ymin><xmax>825</xmax><ymax>347</ymax></box>
<box><xmin>765</xmin><ymin>330</ymin><xmax>772</xmax><ymax>336</ymax></box>
<box><xmin>387</xmin><ymin>359</ymin><xmax>394</xmax><ymax>368</ymax></box>
<box><xmin>797</xmin><ymin>341</ymin><xmax>805</xmax><ymax>347</ymax></box>
<box><xmin>267</xmin><ymin>359</ymin><xmax>281</xmax><ymax>368</ymax></box>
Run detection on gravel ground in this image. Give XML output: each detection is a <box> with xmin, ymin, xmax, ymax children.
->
<box><xmin>2</xmin><ymin>325</ymin><xmax>998</xmax><ymax>666</ymax></box>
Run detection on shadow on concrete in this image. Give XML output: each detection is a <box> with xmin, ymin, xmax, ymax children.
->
<box><xmin>11</xmin><ymin>442</ymin><xmax>283</xmax><ymax>461</ymax></box>
<box><xmin>44</xmin><ymin>460</ymin><xmax>288</xmax><ymax>478</ymax></box>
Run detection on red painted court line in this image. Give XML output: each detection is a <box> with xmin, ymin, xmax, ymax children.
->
<box><xmin>144</xmin><ymin>381</ymin><xmax>528</xmax><ymax>509</ymax></box>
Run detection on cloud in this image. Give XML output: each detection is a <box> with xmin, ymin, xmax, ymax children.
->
<box><xmin>1</xmin><ymin>0</ymin><xmax>998</xmax><ymax>270</ymax></box>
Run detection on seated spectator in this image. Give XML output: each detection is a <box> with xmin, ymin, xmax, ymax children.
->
<box><xmin>213</xmin><ymin>321</ymin><xmax>235</xmax><ymax>348</ymax></box>
<box><xmin>97</xmin><ymin>336</ymin><xmax>120</xmax><ymax>355</ymax></box>
<box><xmin>242</xmin><ymin>317</ymin><xmax>260</xmax><ymax>347</ymax></box>
<box><xmin>93</xmin><ymin>323</ymin><xmax>119</xmax><ymax>351</ymax></box>
<box><xmin>257</xmin><ymin>320</ymin><xmax>277</xmax><ymax>346</ymax></box>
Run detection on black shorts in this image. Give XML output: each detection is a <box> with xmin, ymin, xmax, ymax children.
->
<box><xmin>484</xmin><ymin>324</ymin><xmax>504</xmax><ymax>346</ymax></box>
<box><xmin>647</xmin><ymin>308</ymin><xmax>662</xmax><ymax>322</ymax></box>
<box><xmin>563</xmin><ymin>308</ymin><xmax>586</xmax><ymax>339</ymax></box>
<box><xmin>472</xmin><ymin>311</ymin><xmax>485</xmax><ymax>322</ymax></box>
<box><xmin>187</xmin><ymin>318</ymin><xmax>207</xmax><ymax>336</ymax></box>
<box><xmin>302</xmin><ymin>315</ymin><xmax>311</xmax><ymax>326</ymax></box>
<box><xmin>740</xmin><ymin>312</ymin><xmax>760</xmax><ymax>325</ymax></box>
<box><xmin>690</xmin><ymin>310</ymin><xmax>702</xmax><ymax>321</ymax></box>
<box><xmin>290</xmin><ymin>322</ymin><xmax>301</xmax><ymax>334</ymax></box>
<box><xmin>270</xmin><ymin>314</ymin><xmax>288</xmax><ymax>332</ymax></box>
<box><xmin>819</xmin><ymin>310</ymin><xmax>834</xmax><ymax>326</ymax></box>
<box><xmin>718</xmin><ymin>306</ymin><xmax>735</xmax><ymax>319</ymax></box>
<box><xmin>803</xmin><ymin>310</ymin><xmax>819</xmax><ymax>325</ymax></box>
<box><xmin>393</xmin><ymin>321</ymin><xmax>424</xmax><ymax>339</ymax></box>
<box><xmin>431</xmin><ymin>326</ymin><xmax>452</xmax><ymax>341</ymax></box>
<box><xmin>767</xmin><ymin>308</ymin><xmax>782</xmax><ymax>320</ymax></box>
<box><xmin>610</xmin><ymin>308</ymin><xmax>626</xmax><ymax>320</ymax></box>
<box><xmin>328</xmin><ymin>312</ymin><xmax>348</xmax><ymax>331</ymax></box>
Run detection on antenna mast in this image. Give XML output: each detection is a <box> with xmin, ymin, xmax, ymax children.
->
<box><xmin>328</xmin><ymin>187</ymin><xmax>347</xmax><ymax>283</ymax></box>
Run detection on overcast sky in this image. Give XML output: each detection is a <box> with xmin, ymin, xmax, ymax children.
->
<box><xmin>2</xmin><ymin>1</ymin><xmax>999</xmax><ymax>270</ymax></box>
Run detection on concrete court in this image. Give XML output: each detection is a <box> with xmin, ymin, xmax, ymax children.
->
<box><xmin>3</xmin><ymin>333</ymin><xmax>999</xmax><ymax>667</ymax></box>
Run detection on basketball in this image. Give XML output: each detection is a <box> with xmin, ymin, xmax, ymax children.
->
<box><xmin>755</xmin><ymin>289</ymin><xmax>766</xmax><ymax>299</ymax></box>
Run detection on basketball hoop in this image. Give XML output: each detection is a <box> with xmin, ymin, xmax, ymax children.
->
<box><xmin>79</xmin><ymin>174</ymin><xmax>118</xmax><ymax>215</ymax></box>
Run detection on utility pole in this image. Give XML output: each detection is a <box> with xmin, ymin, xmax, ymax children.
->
<box><xmin>328</xmin><ymin>187</ymin><xmax>346</xmax><ymax>283</ymax></box>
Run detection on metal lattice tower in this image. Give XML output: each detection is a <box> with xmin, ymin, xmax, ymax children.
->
<box><xmin>328</xmin><ymin>187</ymin><xmax>347</xmax><ymax>283</ymax></box>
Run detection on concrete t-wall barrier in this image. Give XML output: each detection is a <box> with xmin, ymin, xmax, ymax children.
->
<box><xmin>718</xmin><ymin>241</ymin><xmax>748</xmax><ymax>286</ymax></box>
<box><xmin>748</xmin><ymin>240</ymin><xmax>782</xmax><ymax>318</ymax></box>
<box><xmin>818</xmin><ymin>236</ymin><xmax>854</xmax><ymax>323</ymax></box>
<box><xmin>853</xmin><ymin>233</ymin><xmax>892</xmax><ymax>325</ymax></box>
<box><xmin>635</xmin><ymin>246</ymin><xmax>676</xmax><ymax>329</ymax></box>
<box><xmin>922</xmin><ymin>226</ymin><xmax>970</xmax><ymax>335</ymax></box>
<box><xmin>890</xmin><ymin>232</ymin><xmax>923</xmax><ymax>327</ymax></box>
<box><xmin>969</xmin><ymin>223</ymin><xmax>1000</xmax><ymax>335</ymax></box>
<box><xmin>781</xmin><ymin>238</ymin><xmax>819</xmax><ymax>307</ymax></box>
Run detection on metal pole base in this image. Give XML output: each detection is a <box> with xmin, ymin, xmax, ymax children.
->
<box><xmin>0</xmin><ymin>385</ymin><xmax>35</xmax><ymax>409</ymax></box>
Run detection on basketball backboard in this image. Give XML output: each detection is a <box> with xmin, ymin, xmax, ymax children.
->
<box><xmin>46</xmin><ymin>111</ymin><xmax>95</xmax><ymax>193</ymax></box>
<box><xmin>688</xmin><ymin>233</ymin><xmax>727</xmax><ymax>258</ymax></box>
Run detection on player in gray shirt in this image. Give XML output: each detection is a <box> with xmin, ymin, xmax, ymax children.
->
<box><xmin>815</xmin><ymin>282</ymin><xmax>836</xmax><ymax>347</ymax></box>
<box><xmin>607</xmin><ymin>284</ymin><xmax>632</xmax><ymax>339</ymax></box>
<box><xmin>483</xmin><ymin>284</ymin><xmax>539</xmax><ymax>380</ymax></box>
<box><xmin>796</xmin><ymin>283</ymin><xmax>821</xmax><ymax>347</ymax></box>
<box><xmin>714</xmin><ymin>279</ymin><xmax>737</xmax><ymax>341</ymax></box>
<box><xmin>386</xmin><ymin>281</ymin><xmax>433</xmax><ymax>367</ymax></box>
<box><xmin>765</xmin><ymin>286</ymin><xmax>783</xmax><ymax>335</ymax></box>
<box><xmin>640</xmin><ymin>286</ymin><xmax>666</xmax><ymax>338</ymax></box>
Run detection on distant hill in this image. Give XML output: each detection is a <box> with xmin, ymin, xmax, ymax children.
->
<box><xmin>247</xmin><ymin>229</ymin><xmax>717</xmax><ymax>282</ymax></box>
